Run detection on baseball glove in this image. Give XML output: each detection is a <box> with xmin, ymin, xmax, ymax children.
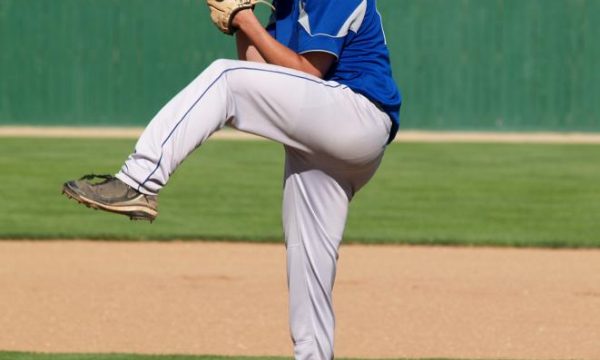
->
<box><xmin>207</xmin><ymin>0</ymin><xmax>274</xmax><ymax>35</ymax></box>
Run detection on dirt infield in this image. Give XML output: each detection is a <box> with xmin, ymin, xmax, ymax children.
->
<box><xmin>1</xmin><ymin>241</ymin><xmax>599</xmax><ymax>359</ymax></box>
<box><xmin>2</xmin><ymin>126</ymin><xmax>600</xmax><ymax>143</ymax></box>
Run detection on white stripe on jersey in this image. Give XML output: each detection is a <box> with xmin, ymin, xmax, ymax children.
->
<box><xmin>298</xmin><ymin>0</ymin><xmax>367</xmax><ymax>38</ymax></box>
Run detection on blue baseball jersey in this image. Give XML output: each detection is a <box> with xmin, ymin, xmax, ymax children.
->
<box><xmin>267</xmin><ymin>0</ymin><xmax>401</xmax><ymax>141</ymax></box>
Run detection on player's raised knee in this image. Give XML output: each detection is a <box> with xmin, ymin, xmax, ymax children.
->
<box><xmin>206</xmin><ymin>58</ymin><xmax>239</xmax><ymax>74</ymax></box>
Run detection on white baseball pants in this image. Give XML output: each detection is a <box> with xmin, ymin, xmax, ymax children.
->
<box><xmin>116</xmin><ymin>59</ymin><xmax>391</xmax><ymax>360</ymax></box>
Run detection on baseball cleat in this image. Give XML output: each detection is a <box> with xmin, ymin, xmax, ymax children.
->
<box><xmin>62</xmin><ymin>174</ymin><xmax>158</xmax><ymax>222</ymax></box>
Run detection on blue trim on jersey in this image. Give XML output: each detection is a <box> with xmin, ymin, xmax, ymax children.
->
<box><xmin>139</xmin><ymin>66</ymin><xmax>347</xmax><ymax>191</ymax></box>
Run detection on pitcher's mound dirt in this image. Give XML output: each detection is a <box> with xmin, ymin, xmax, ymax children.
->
<box><xmin>1</xmin><ymin>241</ymin><xmax>599</xmax><ymax>359</ymax></box>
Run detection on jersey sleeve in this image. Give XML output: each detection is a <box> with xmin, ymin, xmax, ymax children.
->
<box><xmin>296</xmin><ymin>0</ymin><xmax>367</xmax><ymax>58</ymax></box>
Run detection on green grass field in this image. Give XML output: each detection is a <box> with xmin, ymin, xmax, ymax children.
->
<box><xmin>0</xmin><ymin>137</ymin><xmax>598</xmax><ymax>247</ymax></box>
<box><xmin>0</xmin><ymin>353</ymin><xmax>453</xmax><ymax>360</ymax></box>
<box><xmin>0</xmin><ymin>353</ymin><xmax>289</xmax><ymax>360</ymax></box>
<box><xmin>0</xmin><ymin>354</ymin><xmax>270</xmax><ymax>360</ymax></box>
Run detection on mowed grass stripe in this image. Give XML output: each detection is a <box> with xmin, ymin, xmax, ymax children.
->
<box><xmin>0</xmin><ymin>138</ymin><xmax>598</xmax><ymax>247</ymax></box>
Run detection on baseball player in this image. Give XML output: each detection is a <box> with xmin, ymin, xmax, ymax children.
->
<box><xmin>63</xmin><ymin>0</ymin><xmax>401</xmax><ymax>358</ymax></box>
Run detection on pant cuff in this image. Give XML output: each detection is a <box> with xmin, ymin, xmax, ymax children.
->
<box><xmin>115</xmin><ymin>172</ymin><xmax>157</xmax><ymax>196</ymax></box>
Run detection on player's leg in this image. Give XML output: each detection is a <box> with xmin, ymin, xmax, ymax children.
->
<box><xmin>115</xmin><ymin>58</ymin><xmax>390</xmax><ymax>194</ymax></box>
<box><xmin>283</xmin><ymin>146</ymin><xmax>383</xmax><ymax>360</ymax></box>
<box><xmin>63</xmin><ymin>58</ymin><xmax>390</xmax><ymax>220</ymax></box>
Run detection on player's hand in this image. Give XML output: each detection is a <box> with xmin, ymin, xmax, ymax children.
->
<box><xmin>206</xmin><ymin>0</ymin><xmax>274</xmax><ymax>35</ymax></box>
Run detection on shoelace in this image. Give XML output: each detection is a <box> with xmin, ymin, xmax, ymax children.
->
<box><xmin>79</xmin><ymin>174</ymin><xmax>115</xmax><ymax>185</ymax></box>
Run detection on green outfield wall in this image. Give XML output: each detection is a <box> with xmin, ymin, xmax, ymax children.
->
<box><xmin>1</xmin><ymin>0</ymin><xmax>599</xmax><ymax>130</ymax></box>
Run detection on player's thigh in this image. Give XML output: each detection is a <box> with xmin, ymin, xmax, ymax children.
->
<box><xmin>223</xmin><ymin>62</ymin><xmax>390</xmax><ymax>164</ymax></box>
